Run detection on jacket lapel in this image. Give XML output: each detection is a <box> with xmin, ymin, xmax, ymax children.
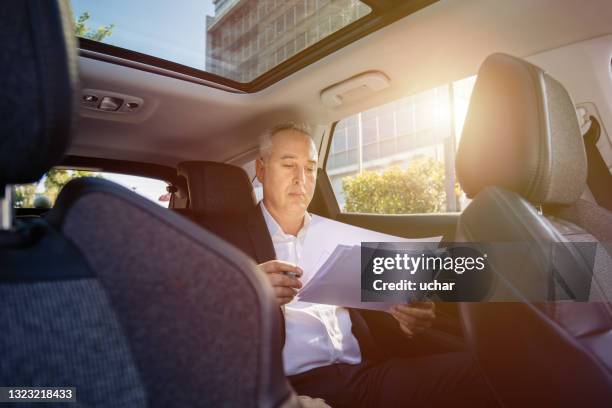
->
<box><xmin>247</xmin><ymin>203</ymin><xmax>286</xmax><ymax>345</ymax></box>
<box><xmin>349</xmin><ymin>309</ymin><xmax>382</xmax><ymax>361</ymax></box>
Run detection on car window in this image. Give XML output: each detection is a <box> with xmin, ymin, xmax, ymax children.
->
<box><xmin>13</xmin><ymin>168</ymin><xmax>170</xmax><ymax>209</ymax></box>
<box><xmin>326</xmin><ymin>76</ymin><xmax>477</xmax><ymax>214</ymax></box>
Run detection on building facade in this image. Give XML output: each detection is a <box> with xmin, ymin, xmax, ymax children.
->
<box><xmin>206</xmin><ymin>0</ymin><xmax>369</xmax><ymax>82</ymax></box>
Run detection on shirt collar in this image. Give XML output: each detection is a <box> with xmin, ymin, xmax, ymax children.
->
<box><xmin>260</xmin><ymin>200</ymin><xmax>311</xmax><ymax>241</ymax></box>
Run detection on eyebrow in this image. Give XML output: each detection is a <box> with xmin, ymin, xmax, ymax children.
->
<box><xmin>280</xmin><ymin>154</ymin><xmax>318</xmax><ymax>164</ymax></box>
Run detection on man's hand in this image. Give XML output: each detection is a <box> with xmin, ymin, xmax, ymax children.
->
<box><xmin>258</xmin><ymin>260</ymin><xmax>303</xmax><ymax>306</ymax></box>
<box><xmin>297</xmin><ymin>395</ymin><xmax>332</xmax><ymax>408</ymax></box>
<box><xmin>388</xmin><ymin>301</ymin><xmax>436</xmax><ymax>339</ymax></box>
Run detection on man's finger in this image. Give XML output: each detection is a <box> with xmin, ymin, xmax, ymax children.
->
<box><xmin>259</xmin><ymin>260</ymin><xmax>303</xmax><ymax>277</ymax></box>
<box><xmin>399</xmin><ymin>322</ymin><xmax>414</xmax><ymax>338</ymax></box>
<box><xmin>390</xmin><ymin>309</ymin><xmax>416</xmax><ymax>326</ymax></box>
<box><xmin>274</xmin><ymin>286</ymin><xmax>298</xmax><ymax>298</ymax></box>
<box><xmin>268</xmin><ymin>273</ymin><xmax>302</xmax><ymax>289</ymax></box>
<box><xmin>412</xmin><ymin>321</ymin><xmax>432</xmax><ymax>331</ymax></box>
<box><xmin>393</xmin><ymin>304</ymin><xmax>435</xmax><ymax>320</ymax></box>
<box><xmin>410</xmin><ymin>300</ymin><xmax>436</xmax><ymax>311</ymax></box>
<box><xmin>397</xmin><ymin>302</ymin><xmax>435</xmax><ymax>314</ymax></box>
<box><xmin>297</xmin><ymin>395</ymin><xmax>332</xmax><ymax>408</ymax></box>
<box><xmin>391</xmin><ymin>309</ymin><xmax>432</xmax><ymax>329</ymax></box>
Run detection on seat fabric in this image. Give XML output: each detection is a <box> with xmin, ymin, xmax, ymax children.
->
<box><xmin>46</xmin><ymin>177</ymin><xmax>293</xmax><ymax>407</ymax></box>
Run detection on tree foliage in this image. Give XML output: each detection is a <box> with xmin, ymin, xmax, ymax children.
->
<box><xmin>74</xmin><ymin>11</ymin><xmax>114</xmax><ymax>42</ymax></box>
<box><xmin>13</xmin><ymin>169</ymin><xmax>101</xmax><ymax>208</ymax></box>
<box><xmin>14</xmin><ymin>184</ymin><xmax>37</xmax><ymax>208</ymax></box>
<box><xmin>43</xmin><ymin>169</ymin><xmax>100</xmax><ymax>204</ymax></box>
<box><xmin>342</xmin><ymin>158</ymin><xmax>450</xmax><ymax>214</ymax></box>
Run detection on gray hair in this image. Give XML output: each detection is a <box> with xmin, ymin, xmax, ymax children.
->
<box><xmin>259</xmin><ymin>121</ymin><xmax>314</xmax><ymax>159</ymax></box>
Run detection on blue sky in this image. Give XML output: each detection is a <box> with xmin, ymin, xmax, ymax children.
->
<box><xmin>71</xmin><ymin>0</ymin><xmax>216</xmax><ymax>69</ymax></box>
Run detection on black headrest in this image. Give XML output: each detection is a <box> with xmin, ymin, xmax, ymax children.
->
<box><xmin>0</xmin><ymin>0</ymin><xmax>78</xmax><ymax>187</ymax></box>
<box><xmin>177</xmin><ymin>161</ymin><xmax>257</xmax><ymax>215</ymax></box>
<box><xmin>456</xmin><ymin>53</ymin><xmax>587</xmax><ymax>205</ymax></box>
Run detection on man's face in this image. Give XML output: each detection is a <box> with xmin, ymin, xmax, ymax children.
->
<box><xmin>256</xmin><ymin>129</ymin><xmax>318</xmax><ymax>217</ymax></box>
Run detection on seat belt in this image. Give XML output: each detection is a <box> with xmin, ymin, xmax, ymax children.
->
<box><xmin>583</xmin><ymin>116</ymin><xmax>612</xmax><ymax>211</ymax></box>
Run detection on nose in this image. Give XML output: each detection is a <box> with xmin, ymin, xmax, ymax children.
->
<box><xmin>293</xmin><ymin>165</ymin><xmax>306</xmax><ymax>186</ymax></box>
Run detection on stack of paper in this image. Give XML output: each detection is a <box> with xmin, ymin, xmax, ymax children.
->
<box><xmin>296</xmin><ymin>215</ymin><xmax>441</xmax><ymax>311</ymax></box>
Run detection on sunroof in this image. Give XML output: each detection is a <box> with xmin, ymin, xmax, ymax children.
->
<box><xmin>70</xmin><ymin>0</ymin><xmax>371</xmax><ymax>83</ymax></box>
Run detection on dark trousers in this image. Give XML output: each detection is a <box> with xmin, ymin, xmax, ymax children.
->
<box><xmin>288</xmin><ymin>352</ymin><xmax>498</xmax><ymax>408</ymax></box>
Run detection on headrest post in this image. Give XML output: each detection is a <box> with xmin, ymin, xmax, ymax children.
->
<box><xmin>0</xmin><ymin>185</ymin><xmax>13</xmax><ymax>231</ymax></box>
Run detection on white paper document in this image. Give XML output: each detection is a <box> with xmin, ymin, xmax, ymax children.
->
<box><xmin>296</xmin><ymin>215</ymin><xmax>441</xmax><ymax>311</ymax></box>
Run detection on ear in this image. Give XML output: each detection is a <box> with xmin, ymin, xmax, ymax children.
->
<box><xmin>255</xmin><ymin>158</ymin><xmax>265</xmax><ymax>183</ymax></box>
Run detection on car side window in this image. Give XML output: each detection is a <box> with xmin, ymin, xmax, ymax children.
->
<box><xmin>326</xmin><ymin>76</ymin><xmax>476</xmax><ymax>214</ymax></box>
<box><xmin>13</xmin><ymin>168</ymin><xmax>170</xmax><ymax>209</ymax></box>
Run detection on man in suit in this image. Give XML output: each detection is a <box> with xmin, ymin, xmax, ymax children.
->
<box><xmin>256</xmin><ymin>122</ymin><xmax>495</xmax><ymax>407</ymax></box>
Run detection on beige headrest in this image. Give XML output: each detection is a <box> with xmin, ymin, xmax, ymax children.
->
<box><xmin>456</xmin><ymin>53</ymin><xmax>587</xmax><ymax>205</ymax></box>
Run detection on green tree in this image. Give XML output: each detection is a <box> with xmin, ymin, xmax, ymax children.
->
<box><xmin>74</xmin><ymin>11</ymin><xmax>114</xmax><ymax>42</ymax></box>
<box><xmin>342</xmin><ymin>158</ymin><xmax>451</xmax><ymax>214</ymax></box>
<box><xmin>43</xmin><ymin>169</ymin><xmax>100</xmax><ymax>204</ymax></box>
<box><xmin>13</xmin><ymin>169</ymin><xmax>101</xmax><ymax>208</ymax></box>
<box><xmin>14</xmin><ymin>184</ymin><xmax>37</xmax><ymax>208</ymax></box>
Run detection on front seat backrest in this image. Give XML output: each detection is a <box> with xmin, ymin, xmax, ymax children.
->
<box><xmin>454</xmin><ymin>53</ymin><xmax>612</xmax><ymax>407</ymax></box>
<box><xmin>0</xmin><ymin>2</ymin><xmax>297</xmax><ymax>407</ymax></box>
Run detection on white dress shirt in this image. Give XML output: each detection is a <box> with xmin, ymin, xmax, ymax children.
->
<box><xmin>260</xmin><ymin>202</ymin><xmax>362</xmax><ymax>376</ymax></box>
